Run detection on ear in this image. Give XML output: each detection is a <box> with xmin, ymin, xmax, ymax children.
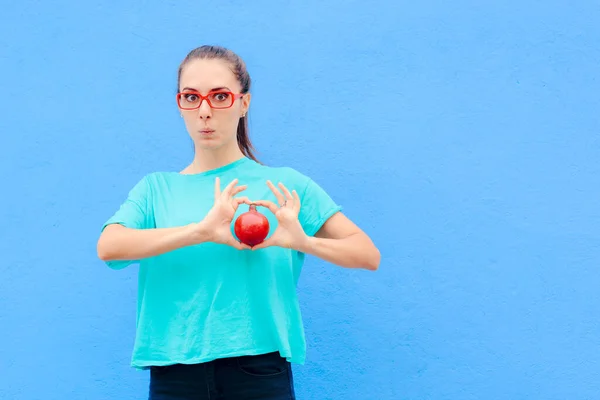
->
<box><xmin>241</xmin><ymin>93</ymin><xmax>251</xmax><ymax>115</ymax></box>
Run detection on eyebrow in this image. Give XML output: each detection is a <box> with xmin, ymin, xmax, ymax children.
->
<box><xmin>181</xmin><ymin>86</ymin><xmax>231</xmax><ymax>92</ymax></box>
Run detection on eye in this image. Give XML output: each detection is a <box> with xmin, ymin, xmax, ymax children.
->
<box><xmin>184</xmin><ymin>93</ymin><xmax>199</xmax><ymax>102</ymax></box>
<box><xmin>212</xmin><ymin>92</ymin><xmax>230</xmax><ymax>102</ymax></box>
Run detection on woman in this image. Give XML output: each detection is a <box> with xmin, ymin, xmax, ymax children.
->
<box><xmin>97</xmin><ymin>45</ymin><xmax>380</xmax><ymax>400</ymax></box>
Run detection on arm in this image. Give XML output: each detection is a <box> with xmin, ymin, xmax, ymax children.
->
<box><xmin>251</xmin><ymin>181</ymin><xmax>380</xmax><ymax>271</ymax></box>
<box><xmin>96</xmin><ymin>222</ymin><xmax>210</xmax><ymax>261</ymax></box>
<box><xmin>97</xmin><ymin>177</ymin><xmax>251</xmax><ymax>262</ymax></box>
<box><xmin>297</xmin><ymin>212</ymin><xmax>380</xmax><ymax>271</ymax></box>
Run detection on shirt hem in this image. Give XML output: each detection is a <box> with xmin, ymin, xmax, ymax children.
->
<box><xmin>130</xmin><ymin>347</ymin><xmax>305</xmax><ymax>370</ymax></box>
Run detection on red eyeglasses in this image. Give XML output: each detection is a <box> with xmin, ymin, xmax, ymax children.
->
<box><xmin>176</xmin><ymin>90</ymin><xmax>244</xmax><ymax>110</ymax></box>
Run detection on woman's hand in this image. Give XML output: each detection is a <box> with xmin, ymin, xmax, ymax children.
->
<box><xmin>190</xmin><ymin>177</ymin><xmax>252</xmax><ymax>250</ymax></box>
<box><xmin>251</xmin><ymin>181</ymin><xmax>309</xmax><ymax>251</ymax></box>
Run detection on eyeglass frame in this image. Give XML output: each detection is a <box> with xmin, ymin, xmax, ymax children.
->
<box><xmin>176</xmin><ymin>90</ymin><xmax>245</xmax><ymax>110</ymax></box>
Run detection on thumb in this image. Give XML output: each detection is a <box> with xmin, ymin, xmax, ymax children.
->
<box><xmin>228</xmin><ymin>236</ymin><xmax>251</xmax><ymax>250</ymax></box>
<box><xmin>251</xmin><ymin>237</ymin><xmax>275</xmax><ymax>251</ymax></box>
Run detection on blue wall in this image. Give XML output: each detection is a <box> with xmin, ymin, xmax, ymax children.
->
<box><xmin>1</xmin><ymin>1</ymin><xmax>599</xmax><ymax>399</ymax></box>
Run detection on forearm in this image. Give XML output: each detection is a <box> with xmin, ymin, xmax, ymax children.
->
<box><xmin>297</xmin><ymin>233</ymin><xmax>380</xmax><ymax>271</ymax></box>
<box><xmin>97</xmin><ymin>223</ymin><xmax>209</xmax><ymax>261</ymax></box>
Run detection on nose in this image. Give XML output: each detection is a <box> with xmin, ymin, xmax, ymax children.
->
<box><xmin>197</xmin><ymin>98</ymin><xmax>212</xmax><ymax>119</ymax></box>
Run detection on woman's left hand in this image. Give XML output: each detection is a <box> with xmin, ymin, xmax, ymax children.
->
<box><xmin>251</xmin><ymin>181</ymin><xmax>309</xmax><ymax>251</ymax></box>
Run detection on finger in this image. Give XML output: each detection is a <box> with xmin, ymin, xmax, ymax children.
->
<box><xmin>235</xmin><ymin>241</ymin><xmax>252</xmax><ymax>250</ymax></box>
<box><xmin>222</xmin><ymin>178</ymin><xmax>239</xmax><ymax>198</ymax></box>
<box><xmin>251</xmin><ymin>237</ymin><xmax>274</xmax><ymax>251</ymax></box>
<box><xmin>228</xmin><ymin>236</ymin><xmax>251</xmax><ymax>250</ymax></box>
<box><xmin>231</xmin><ymin>184</ymin><xmax>248</xmax><ymax>197</ymax></box>
<box><xmin>237</xmin><ymin>241</ymin><xmax>252</xmax><ymax>250</ymax></box>
<box><xmin>292</xmin><ymin>189</ymin><xmax>301</xmax><ymax>212</ymax></box>
<box><xmin>267</xmin><ymin>180</ymin><xmax>286</xmax><ymax>206</ymax></box>
<box><xmin>214</xmin><ymin>177</ymin><xmax>221</xmax><ymax>200</ymax></box>
<box><xmin>278</xmin><ymin>182</ymin><xmax>294</xmax><ymax>202</ymax></box>
<box><xmin>233</xmin><ymin>196</ymin><xmax>251</xmax><ymax>210</ymax></box>
<box><xmin>251</xmin><ymin>200</ymin><xmax>279</xmax><ymax>215</ymax></box>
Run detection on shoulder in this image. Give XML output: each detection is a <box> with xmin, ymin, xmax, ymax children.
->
<box><xmin>140</xmin><ymin>171</ymin><xmax>181</xmax><ymax>186</ymax></box>
<box><xmin>122</xmin><ymin>171</ymin><xmax>180</xmax><ymax>197</ymax></box>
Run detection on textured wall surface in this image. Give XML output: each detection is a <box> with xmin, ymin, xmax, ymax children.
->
<box><xmin>1</xmin><ymin>1</ymin><xmax>599</xmax><ymax>399</ymax></box>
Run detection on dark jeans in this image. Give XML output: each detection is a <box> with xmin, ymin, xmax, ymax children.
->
<box><xmin>148</xmin><ymin>351</ymin><xmax>296</xmax><ymax>400</ymax></box>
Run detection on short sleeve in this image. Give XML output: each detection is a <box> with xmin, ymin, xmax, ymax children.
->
<box><xmin>100</xmin><ymin>175</ymin><xmax>154</xmax><ymax>270</ymax></box>
<box><xmin>298</xmin><ymin>177</ymin><xmax>342</xmax><ymax>237</ymax></box>
<box><xmin>101</xmin><ymin>175</ymin><xmax>154</xmax><ymax>233</ymax></box>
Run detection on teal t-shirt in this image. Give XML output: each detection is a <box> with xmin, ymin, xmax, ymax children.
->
<box><xmin>101</xmin><ymin>156</ymin><xmax>342</xmax><ymax>369</ymax></box>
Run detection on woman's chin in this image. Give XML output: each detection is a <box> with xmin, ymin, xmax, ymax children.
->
<box><xmin>192</xmin><ymin>132</ymin><xmax>218</xmax><ymax>143</ymax></box>
<box><xmin>192</xmin><ymin>136</ymin><xmax>228</xmax><ymax>152</ymax></box>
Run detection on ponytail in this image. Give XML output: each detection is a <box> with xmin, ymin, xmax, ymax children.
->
<box><xmin>237</xmin><ymin>115</ymin><xmax>259</xmax><ymax>162</ymax></box>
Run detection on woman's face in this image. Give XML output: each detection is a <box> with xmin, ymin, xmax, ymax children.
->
<box><xmin>178</xmin><ymin>58</ymin><xmax>250</xmax><ymax>152</ymax></box>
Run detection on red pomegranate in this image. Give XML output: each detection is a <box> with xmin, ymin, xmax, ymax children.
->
<box><xmin>234</xmin><ymin>204</ymin><xmax>270</xmax><ymax>246</ymax></box>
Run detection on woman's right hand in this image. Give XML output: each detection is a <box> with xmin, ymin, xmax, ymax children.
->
<box><xmin>189</xmin><ymin>177</ymin><xmax>252</xmax><ymax>250</ymax></box>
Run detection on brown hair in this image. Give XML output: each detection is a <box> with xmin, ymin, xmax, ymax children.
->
<box><xmin>177</xmin><ymin>45</ymin><xmax>259</xmax><ymax>162</ymax></box>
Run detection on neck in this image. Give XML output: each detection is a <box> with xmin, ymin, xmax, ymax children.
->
<box><xmin>185</xmin><ymin>143</ymin><xmax>246</xmax><ymax>174</ymax></box>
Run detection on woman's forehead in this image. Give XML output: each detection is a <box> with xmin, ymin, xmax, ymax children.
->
<box><xmin>180</xmin><ymin>59</ymin><xmax>239</xmax><ymax>91</ymax></box>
